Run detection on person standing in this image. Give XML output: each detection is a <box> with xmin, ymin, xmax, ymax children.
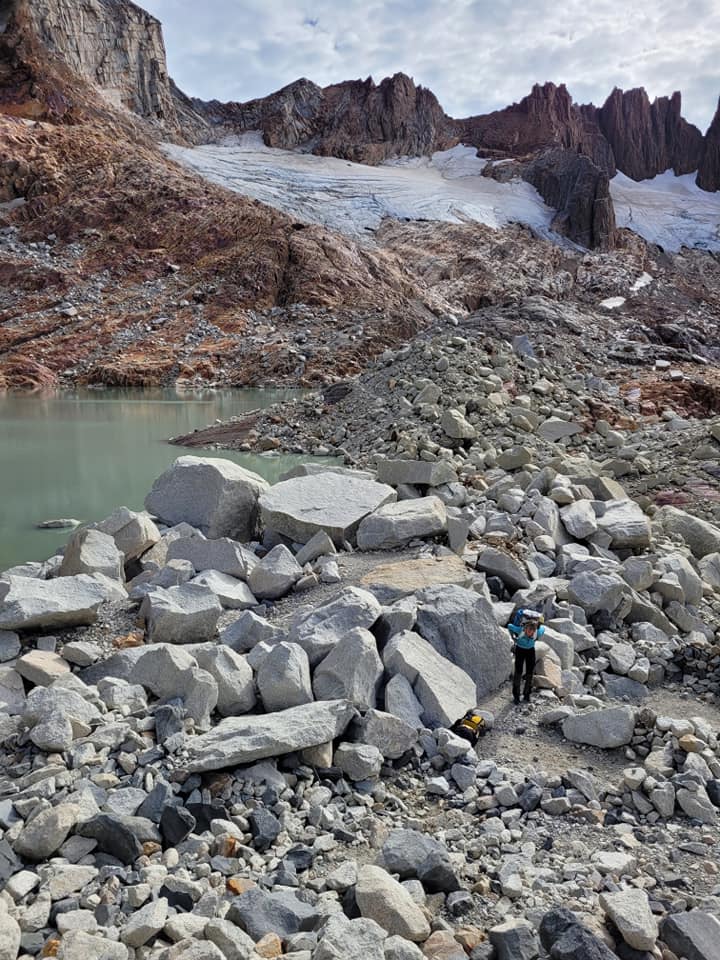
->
<box><xmin>508</xmin><ymin>609</ymin><xmax>544</xmax><ymax>704</ymax></box>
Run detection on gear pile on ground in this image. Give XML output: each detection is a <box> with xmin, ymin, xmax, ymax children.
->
<box><xmin>1</xmin><ymin>446</ymin><xmax>720</xmax><ymax>960</ymax></box>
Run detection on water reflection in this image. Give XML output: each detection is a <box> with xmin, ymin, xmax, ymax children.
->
<box><xmin>0</xmin><ymin>387</ymin><xmax>323</xmax><ymax>570</ymax></box>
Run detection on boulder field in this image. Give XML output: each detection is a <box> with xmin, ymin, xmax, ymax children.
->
<box><xmin>1</xmin><ymin>447</ymin><xmax>720</xmax><ymax>960</ymax></box>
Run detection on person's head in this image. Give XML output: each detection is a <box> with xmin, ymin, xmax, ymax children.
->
<box><xmin>523</xmin><ymin>621</ymin><xmax>536</xmax><ymax>635</ymax></box>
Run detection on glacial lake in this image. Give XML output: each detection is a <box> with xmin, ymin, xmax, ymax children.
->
<box><xmin>0</xmin><ymin>387</ymin><xmax>316</xmax><ymax>572</ymax></box>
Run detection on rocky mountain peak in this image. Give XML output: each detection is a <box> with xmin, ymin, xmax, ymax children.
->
<box><xmin>596</xmin><ymin>86</ymin><xmax>704</xmax><ymax>181</ymax></box>
<box><xmin>697</xmin><ymin>97</ymin><xmax>720</xmax><ymax>191</ymax></box>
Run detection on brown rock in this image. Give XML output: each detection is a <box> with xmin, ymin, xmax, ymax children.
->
<box><xmin>255</xmin><ymin>933</ymin><xmax>283</xmax><ymax>958</ymax></box>
<box><xmin>195</xmin><ymin>73</ymin><xmax>454</xmax><ymax>164</ymax></box>
<box><xmin>422</xmin><ymin>930</ymin><xmax>467</xmax><ymax>960</ymax></box>
<box><xmin>698</xmin><ymin>97</ymin><xmax>720</xmax><ymax>192</ymax></box>
<box><xmin>597</xmin><ymin>87</ymin><xmax>704</xmax><ymax>181</ymax></box>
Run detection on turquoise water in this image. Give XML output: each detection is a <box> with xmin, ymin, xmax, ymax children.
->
<box><xmin>0</xmin><ymin>387</ymin><xmax>310</xmax><ymax>571</ymax></box>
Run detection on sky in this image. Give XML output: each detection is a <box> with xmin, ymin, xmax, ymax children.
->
<box><xmin>142</xmin><ymin>0</ymin><xmax>720</xmax><ymax>131</ymax></box>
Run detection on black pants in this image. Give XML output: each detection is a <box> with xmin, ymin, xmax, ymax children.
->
<box><xmin>513</xmin><ymin>646</ymin><xmax>535</xmax><ymax>701</ymax></box>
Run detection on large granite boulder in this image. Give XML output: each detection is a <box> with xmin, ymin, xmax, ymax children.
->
<box><xmin>383</xmin><ymin>630</ymin><xmax>476</xmax><ymax>727</ymax></box>
<box><xmin>355</xmin><ymin>865</ymin><xmax>431</xmax><ymax>941</ymax></box>
<box><xmin>313</xmin><ymin>628</ymin><xmax>383</xmax><ymax>710</ymax></box>
<box><xmin>139</xmin><ymin>583</ymin><xmax>221</xmax><ymax>643</ymax></box>
<box><xmin>356</xmin><ymin>497</ymin><xmax>447</xmax><ymax>550</ymax></box>
<box><xmin>259</xmin><ymin>473</ymin><xmax>396</xmax><ymax>545</ymax></box>
<box><xmin>59</xmin><ymin>529</ymin><xmax>125</xmax><ymax>581</ymax></box>
<box><xmin>415</xmin><ymin>585</ymin><xmax>511</xmax><ymax>699</ymax></box>
<box><xmin>655</xmin><ymin>506</ymin><xmax>720</xmax><ymax>559</ymax></box>
<box><xmin>0</xmin><ymin>575</ymin><xmax>110</xmax><ymax>631</ymax></box>
<box><xmin>474</xmin><ymin>548</ymin><xmax>530</xmax><ymax>592</ymax></box>
<box><xmin>94</xmin><ymin>507</ymin><xmax>160</xmax><ymax>561</ymax></box>
<box><xmin>129</xmin><ymin>645</ymin><xmax>218</xmax><ymax>726</ymax></box>
<box><xmin>289</xmin><ymin>586</ymin><xmax>382</xmax><ymax>666</ymax></box>
<box><xmin>185</xmin><ymin>699</ymin><xmax>356</xmax><ymax>771</ymax></box>
<box><xmin>257</xmin><ymin>642</ymin><xmax>312</xmax><ymax>711</ymax></box>
<box><xmin>562</xmin><ymin>706</ymin><xmax>635</xmax><ymax>748</ymax></box>
<box><xmin>597</xmin><ymin>499</ymin><xmax>651</xmax><ymax>549</ymax></box>
<box><xmin>167</xmin><ymin>535</ymin><xmax>258</xmax><ymax>579</ymax></box>
<box><xmin>145</xmin><ymin>456</ymin><xmax>268</xmax><ymax>540</ymax></box>
<box><xmin>376</xmin><ymin>460</ymin><xmax>458</xmax><ymax>487</ymax></box>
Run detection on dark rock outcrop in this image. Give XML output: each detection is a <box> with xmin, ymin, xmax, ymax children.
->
<box><xmin>595</xmin><ymin>87</ymin><xmax>704</xmax><ymax>181</ymax></box>
<box><xmin>194</xmin><ymin>73</ymin><xmax>454</xmax><ymax>163</ymax></box>
<box><xmin>524</xmin><ymin>148</ymin><xmax>616</xmax><ymax>250</ymax></box>
<box><xmin>697</xmin><ymin>98</ymin><xmax>720</xmax><ymax>192</ymax></box>
<box><xmin>455</xmin><ymin>82</ymin><xmax>614</xmax><ymax>174</ymax></box>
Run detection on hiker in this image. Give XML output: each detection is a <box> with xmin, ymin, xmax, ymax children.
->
<box><xmin>451</xmin><ymin>708</ymin><xmax>487</xmax><ymax>747</ymax></box>
<box><xmin>508</xmin><ymin>608</ymin><xmax>545</xmax><ymax>704</ymax></box>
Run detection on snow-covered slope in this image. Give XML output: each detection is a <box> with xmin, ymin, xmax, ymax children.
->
<box><xmin>164</xmin><ymin>136</ymin><xmax>720</xmax><ymax>252</ymax></box>
<box><xmin>164</xmin><ymin>137</ymin><xmax>554</xmax><ymax>240</ymax></box>
<box><xmin>610</xmin><ymin>171</ymin><xmax>720</xmax><ymax>252</ymax></box>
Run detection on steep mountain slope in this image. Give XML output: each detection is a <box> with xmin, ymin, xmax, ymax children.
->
<box><xmin>1</xmin><ymin>0</ymin><xmax>720</xmax><ymax>393</ymax></box>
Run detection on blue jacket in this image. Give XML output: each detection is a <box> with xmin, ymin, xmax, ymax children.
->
<box><xmin>509</xmin><ymin>622</ymin><xmax>545</xmax><ymax>650</ymax></box>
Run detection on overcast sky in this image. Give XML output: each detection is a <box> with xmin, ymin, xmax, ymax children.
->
<box><xmin>142</xmin><ymin>0</ymin><xmax>720</xmax><ymax>131</ymax></box>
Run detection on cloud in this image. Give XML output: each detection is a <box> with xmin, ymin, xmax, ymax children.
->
<box><xmin>142</xmin><ymin>0</ymin><xmax>720</xmax><ymax>129</ymax></box>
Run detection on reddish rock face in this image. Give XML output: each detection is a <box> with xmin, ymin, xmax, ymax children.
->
<box><xmin>697</xmin><ymin>98</ymin><xmax>720</xmax><ymax>192</ymax></box>
<box><xmin>454</xmin><ymin>82</ymin><xmax>615</xmax><ymax>175</ymax></box>
<box><xmin>195</xmin><ymin>73</ymin><xmax>454</xmax><ymax>164</ymax></box>
<box><xmin>596</xmin><ymin>87</ymin><xmax>704</xmax><ymax>181</ymax></box>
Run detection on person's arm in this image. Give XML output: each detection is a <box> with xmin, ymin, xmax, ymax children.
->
<box><xmin>508</xmin><ymin>623</ymin><xmax>521</xmax><ymax>637</ymax></box>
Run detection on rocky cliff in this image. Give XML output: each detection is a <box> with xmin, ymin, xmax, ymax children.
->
<box><xmin>595</xmin><ymin>87</ymin><xmax>704</xmax><ymax>181</ymax></box>
<box><xmin>697</xmin><ymin>98</ymin><xmax>720</xmax><ymax>192</ymax></box>
<box><xmin>23</xmin><ymin>0</ymin><xmax>177</xmax><ymax>124</ymax></box>
<box><xmin>194</xmin><ymin>73</ymin><xmax>453</xmax><ymax>163</ymax></box>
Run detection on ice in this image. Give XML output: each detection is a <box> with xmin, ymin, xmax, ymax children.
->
<box><xmin>599</xmin><ymin>296</ymin><xmax>626</xmax><ymax>310</ymax></box>
<box><xmin>163</xmin><ymin>140</ymin><xmax>555</xmax><ymax>240</ymax></box>
<box><xmin>610</xmin><ymin>171</ymin><xmax>720</xmax><ymax>253</ymax></box>
<box><xmin>164</xmin><ymin>137</ymin><xmax>720</xmax><ymax>252</ymax></box>
<box><xmin>630</xmin><ymin>271</ymin><xmax>653</xmax><ymax>292</ymax></box>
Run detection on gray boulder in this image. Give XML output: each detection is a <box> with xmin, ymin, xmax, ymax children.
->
<box><xmin>220</xmin><ymin>610</ymin><xmax>284</xmax><ymax>652</ymax></box>
<box><xmin>289</xmin><ymin>586</ymin><xmax>382</xmax><ymax>666</ymax></box>
<box><xmin>95</xmin><ymin>507</ymin><xmax>160</xmax><ymax>561</ymax></box>
<box><xmin>560</xmin><ymin>500</ymin><xmax>598</xmax><ymax>539</ymax></box>
<box><xmin>139</xmin><ymin>583</ymin><xmax>221</xmax><ymax>643</ymax></box>
<box><xmin>227</xmin><ymin>887</ymin><xmax>319</xmax><ymax>941</ymax></box>
<box><xmin>376</xmin><ymin>459</ymin><xmax>458</xmax><ymax>487</ymax></box>
<box><xmin>415</xmin><ymin>585</ymin><xmax>511</xmax><ymax>699</ymax></box>
<box><xmin>474</xmin><ymin>547</ymin><xmax>530</xmax><ymax>592</ymax></box>
<box><xmin>356</xmin><ymin>497</ymin><xmax>447</xmax><ymax>550</ymax></box>
<box><xmin>567</xmin><ymin>571</ymin><xmax>626</xmax><ymax>615</ymax></box>
<box><xmin>0</xmin><ymin>665</ymin><xmax>27</xmax><ymax>714</ymax></box>
<box><xmin>661</xmin><ymin>910</ymin><xmax>720</xmax><ymax>960</ymax></box>
<box><xmin>257</xmin><ymin>641</ymin><xmax>312</xmax><ymax>711</ymax></box>
<box><xmin>384</xmin><ymin>674</ymin><xmax>424</xmax><ymax>728</ymax></box>
<box><xmin>60</xmin><ymin>529</ymin><xmax>125</xmax><ymax>581</ymax></box>
<box><xmin>562</xmin><ymin>706</ymin><xmax>635</xmax><ymax>748</ymax></box>
<box><xmin>185</xmin><ymin>699</ymin><xmax>356</xmax><ymax>771</ymax></box>
<box><xmin>599</xmin><ymin>889</ymin><xmax>658</xmax><ymax>951</ymax></box>
<box><xmin>383</xmin><ymin>630</ymin><xmax>476</xmax><ymax>727</ymax></box>
<box><xmin>145</xmin><ymin>456</ymin><xmax>268</xmax><ymax>540</ymax></box>
<box><xmin>357</xmin><ymin>708</ymin><xmax>418</xmax><ymax>759</ymax></box>
<box><xmin>655</xmin><ymin>505</ymin><xmax>720</xmax><ymax>558</ymax></box>
<box><xmin>597</xmin><ymin>500</ymin><xmax>651</xmax><ymax>549</ymax></box>
<box><xmin>129</xmin><ymin>645</ymin><xmax>218</xmax><ymax>726</ymax></box>
<box><xmin>313</xmin><ymin>628</ymin><xmax>383</xmax><ymax>709</ymax></box>
<box><xmin>190</xmin><ymin>571</ymin><xmax>257</xmax><ymax>609</ymax></box>
<box><xmin>247</xmin><ymin>545</ymin><xmax>302</xmax><ymax>600</ymax></box>
<box><xmin>259</xmin><ymin>472</ymin><xmax>396</xmax><ymax>545</ymax></box>
<box><xmin>335</xmin><ymin>742</ymin><xmax>383</xmax><ymax>780</ymax></box>
<box><xmin>186</xmin><ymin>644</ymin><xmax>255</xmax><ymax>716</ymax></box>
<box><xmin>167</xmin><ymin>535</ymin><xmax>258</xmax><ymax>579</ymax></box>
<box><xmin>0</xmin><ymin>575</ymin><xmax>110</xmax><ymax>631</ymax></box>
